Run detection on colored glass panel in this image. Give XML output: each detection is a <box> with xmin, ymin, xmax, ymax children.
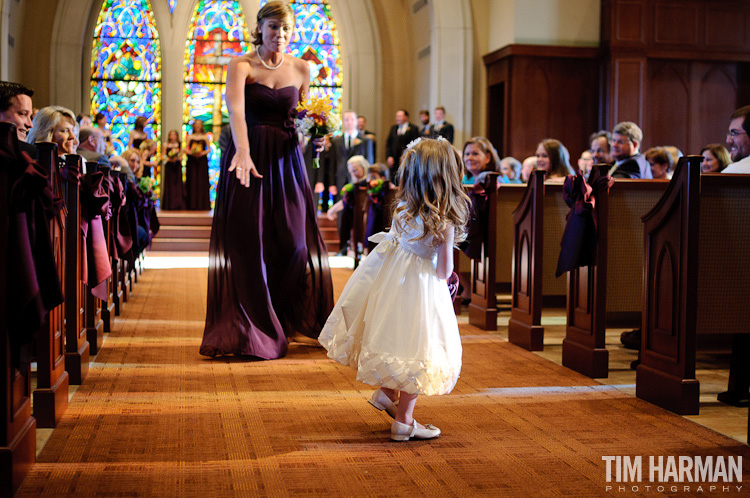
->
<box><xmin>184</xmin><ymin>0</ymin><xmax>250</xmax><ymax>205</ymax></box>
<box><xmin>259</xmin><ymin>0</ymin><xmax>342</xmax><ymax>116</ymax></box>
<box><xmin>91</xmin><ymin>0</ymin><xmax>161</xmax><ymax>156</ymax></box>
<box><xmin>167</xmin><ymin>0</ymin><xmax>175</xmax><ymax>15</ymax></box>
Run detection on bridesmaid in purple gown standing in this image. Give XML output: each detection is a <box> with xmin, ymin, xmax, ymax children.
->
<box><xmin>200</xmin><ymin>1</ymin><xmax>333</xmax><ymax>359</ymax></box>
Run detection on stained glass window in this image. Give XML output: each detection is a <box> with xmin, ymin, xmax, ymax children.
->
<box><xmin>167</xmin><ymin>0</ymin><xmax>175</xmax><ymax>15</ymax></box>
<box><xmin>259</xmin><ymin>0</ymin><xmax>343</xmax><ymax>116</ymax></box>
<box><xmin>184</xmin><ymin>0</ymin><xmax>250</xmax><ymax>204</ymax></box>
<box><xmin>91</xmin><ymin>0</ymin><xmax>161</xmax><ymax>156</ymax></box>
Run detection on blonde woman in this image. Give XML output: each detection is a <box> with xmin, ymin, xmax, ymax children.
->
<box><xmin>27</xmin><ymin>106</ymin><xmax>78</xmax><ymax>157</ymax></box>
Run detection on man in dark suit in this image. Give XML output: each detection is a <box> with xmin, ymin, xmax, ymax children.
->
<box><xmin>419</xmin><ymin>109</ymin><xmax>433</xmax><ymax>137</ymax></box>
<box><xmin>385</xmin><ymin>109</ymin><xmax>420</xmax><ymax>182</ymax></box>
<box><xmin>609</xmin><ymin>121</ymin><xmax>651</xmax><ymax>179</ymax></box>
<box><xmin>77</xmin><ymin>126</ymin><xmax>111</xmax><ymax>171</ymax></box>
<box><xmin>433</xmin><ymin>105</ymin><xmax>454</xmax><ymax>144</ymax></box>
<box><xmin>0</xmin><ymin>81</ymin><xmax>37</xmax><ymax>159</ymax></box>
<box><xmin>330</xmin><ymin>110</ymin><xmax>375</xmax><ymax>196</ymax></box>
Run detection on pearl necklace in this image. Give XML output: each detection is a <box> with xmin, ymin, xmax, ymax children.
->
<box><xmin>257</xmin><ymin>49</ymin><xmax>284</xmax><ymax>70</ymax></box>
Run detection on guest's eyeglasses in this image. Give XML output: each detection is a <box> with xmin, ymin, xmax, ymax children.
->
<box><xmin>727</xmin><ymin>130</ymin><xmax>748</xmax><ymax>138</ymax></box>
<box><xmin>609</xmin><ymin>138</ymin><xmax>631</xmax><ymax>146</ymax></box>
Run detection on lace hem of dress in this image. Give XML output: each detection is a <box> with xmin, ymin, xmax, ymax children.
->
<box><xmin>319</xmin><ymin>307</ymin><xmax>460</xmax><ymax>396</ymax></box>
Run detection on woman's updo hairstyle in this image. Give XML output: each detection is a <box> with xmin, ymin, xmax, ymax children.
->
<box><xmin>252</xmin><ymin>1</ymin><xmax>295</xmax><ymax>47</ymax></box>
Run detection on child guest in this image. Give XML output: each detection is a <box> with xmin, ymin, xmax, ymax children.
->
<box><xmin>319</xmin><ymin>137</ymin><xmax>469</xmax><ymax>441</ymax></box>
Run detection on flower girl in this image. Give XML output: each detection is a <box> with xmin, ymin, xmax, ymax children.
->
<box><xmin>319</xmin><ymin>137</ymin><xmax>469</xmax><ymax>441</ymax></box>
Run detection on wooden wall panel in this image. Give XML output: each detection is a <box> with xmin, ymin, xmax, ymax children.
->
<box><xmin>611</xmin><ymin>57</ymin><xmax>645</xmax><ymax>126</ymax></box>
<box><xmin>694</xmin><ymin>64</ymin><xmax>739</xmax><ymax>150</ymax></box>
<box><xmin>647</xmin><ymin>61</ymin><xmax>690</xmax><ymax>151</ymax></box>
<box><xmin>705</xmin><ymin>6</ymin><xmax>747</xmax><ymax>48</ymax></box>
<box><xmin>613</xmin><ymin>0</ymin><xmax>646</xmax><ymax>44</ymax></box>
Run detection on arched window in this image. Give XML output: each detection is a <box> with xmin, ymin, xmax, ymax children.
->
<box><xmin>259</xmin><ymin>0</ymin><xmax>343</xmax><ymax>116</ymax></box>
<box><xmin>91</xmin><ymin>0</ymin><xmax>162</xmax><ymax>155</ymax></box>
<box><xmin>184</xmin><ymin>0</ymin><xmax>250</xmax><ymax>204</ymax></box>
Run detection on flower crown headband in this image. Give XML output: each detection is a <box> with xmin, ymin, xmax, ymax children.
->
<box><xmin>405</xmin><ymin>135</ymin><xmax>447</xmax><ymax>151</ymax></box>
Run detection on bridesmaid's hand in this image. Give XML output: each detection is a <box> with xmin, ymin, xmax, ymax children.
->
<box><xmin>312</xmin><ymin>137</ymin><xmax>325</xmax><ymax>153</ymax></box>
<box><xmin>229</xmin><ymin>148</ymin><xmax>262</xmax><ymax>187</ymax></box>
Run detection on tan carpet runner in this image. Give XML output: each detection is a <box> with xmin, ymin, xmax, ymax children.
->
<box><xmin>15</xmin><ymin>266</ymin><xmax>750</xmax><ymax>497</ymax></box>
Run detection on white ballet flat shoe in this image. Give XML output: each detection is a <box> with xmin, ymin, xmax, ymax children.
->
<box><xmin>390</xmin><ymin>420</ymin><xmax>441</xmax><ymax>441</ymax></box>
<box><xmin>368</xmin><ymin>389</ymin><xmax>398</xmax><ymax>418</ymax></box>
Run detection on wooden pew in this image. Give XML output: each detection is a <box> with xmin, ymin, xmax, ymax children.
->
<box><xmin>98</xmin><ymin>166</ymin><xmax>115</xmax><ymax>331</ymax></box>
<box><xmin>63</xmin><ymin>154</ymin><xmax>90</xmax><ymax>385</ymax></box>
<box><xmin>508</xmin><ymin>171</ymin><xmax>568</xmax><ymax>350</ymax></box>
<box><xmin>350</xmin><ymin>181</ymin><xmax>395</xmax><ymax>268</ymax></box>
<box><xmin>0</xmin><ymin>123</ymin><xmax>35</xmax><ymax>497</ymax></box>
<box><xmin>33</xmin><ymin>143</ymin><xmax>69</xmax><ymax>428</ymax></box>
<box><xmin>563</xmin><ymin>167</ymin><xmax>670</xmax><ymax>377</ymax></box>
<box><xmin>467</xmin><ymin>181</ymin><xmax>526</xmax><ymax>330</ymax></box>
<box><xmin>636</xmin><ymin>156</ymin><xmax>750</xmax><ymax>415</ymax></box>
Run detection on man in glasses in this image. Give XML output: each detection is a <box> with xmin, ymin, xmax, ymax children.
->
<box><xmin>723</xmin><ymin>105</ymin><xmax>750</xmax><ymax>174</ymax></box>
<box><xmin>609</xmin><ymin>121</ymin><xmax>651</xmax><ymax>179</ymax></box>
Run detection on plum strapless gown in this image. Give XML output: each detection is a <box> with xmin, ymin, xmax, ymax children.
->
<box><xmin>201</xmin><ymin>82</ymin><xmax>334</xmax><ymax>359</ymax></box>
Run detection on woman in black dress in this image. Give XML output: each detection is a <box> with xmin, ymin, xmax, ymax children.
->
<box><xmin>200</xmin><ymin>1</ymin><xmax>333</xmax><ymax>359</ymax></box>
<box><xmin>161</xmin><ymin>129</ymin><xmax>185</xmax><ymax>210</ymax></box>
<box><xmin>185</xmin><ymin>120</ymin><xmax>211</xmax><ymax>210</ymax></box>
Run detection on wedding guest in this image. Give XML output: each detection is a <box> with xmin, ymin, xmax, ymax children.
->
<box><xmin>578</xmin><ymin>150</ymin><xmax>594</xmax><ymax>178</ymax></box>
<box><xmin>723</xmin><ymin>105</ymin><xmax>750</xmax><ymax>173</ymax></box>
<box><xmin>77</xmin><ymin>126</ymin><xmax>110</xmax><ymax>170</ymax></box>
<box><xmin>185</xmin><ymin>119</ymin><xmax>210</xmax><ymax>210</ymax></box>
<box><xmin>94</xmin><ymin>112</ymin><xmax>114</xmax><ymax>155</ymax></box>
<box><xmin>535</xmin><ymin>138</ymin><xmax>575</xmax><ymax>180</ymax></box>
<box><xmin>499</xmin><ymin>156</ymin><xmax>522</xmax><ymax>183</ymax></box>
<box><xmin>27</xmin><ymin>106</ymin><xmax>78</xmax><ymax>156</ymax></box>
<box><xmin>419</xmin><ymin>109</ymin><xmax>432</xmax><ymax>137</ymax></box>
<box><xmin>520</xmin><ymin>156</ymin><xmax>536</xmax><ymax>182</ymax></box>
<box><xmin>109</xmin><ymin>155</ymin><xmax>136</xmax><ymax>184</ymax></box>
<box><xmin>357</xmin><ymin>115</ymin><xmax>377</xmax><ymax>147</ymax></box>
<box><xmin>644</xmin><ymin>147</ymin><xmax>670</xmax><ymax>180</ymax></box>
<box><xmin>609</xmin><ymin>121</ymin><xmax>651</xmax><ymax>179</ymax></box>
<box><xmin>128</xmin><ymin>116</ymin><xmax>148</xmax><ymax>149</ymax></box>
<box><xmin>120</xmin><ymin>148</ymin><xmax>142</xmax><ymax>178</ymax></box>
<box><xmin>700</xmin><ymin>144</ymin><xmax>730</xmax><ymax>173</ymax></box>
<box><xmin>161</xmin><ymin>129</ymin><xmax>185</xmax><ymax>210</ymax></box>
<box><xmin>330</xmin><ymin>109</ymin><xmax>375</xmax><ymax>200</ymax></box>
<box><xmin>433</xmin><ymin>106</ymin><xmax>454</xmax><ymax>143</ymax></box>
<box><xmin>139</xmin><ymin>138</ymin><xmax>158</xmax><ymax>178</ymax></box>
<box><xmin>385</xmin><ymin>109</ymin><xmax>419</xmax><ymax>182</ymax></box>
<box><xmin>589</xmin><ymin>130</ymin><xmax>613</xmax><ymax>166</ymax></box>
<box><xmin>462</xmin><ymin>136</ymin><xmax>500</xmax><ymax>185</ymax></box>
<box><xmin>367</xmin><ymin>163</ymin><xmax>387</xmax><ymax>181</ymax></box>
<box><xmin>0</xmin><ymin>81</ymin><xmax>36</xmax><ymax>158</ymax></box>
<box><xmin>327</xmin><ymin>155</ymin><xmax>370</xmax><ymax>255</ymax></box>
<box><xmin>76</xmin><ymin>113</ymin><xmax>92</xmax><ymax>128</ymax></box>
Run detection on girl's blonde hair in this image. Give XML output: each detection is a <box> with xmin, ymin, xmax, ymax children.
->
<box><xmin>252</xmin><ymin>1</ymin><xmax>295</xmax><ymax>47</ymax></box>
<box><xmin>26</xmin><ymin>105</ymin><xmax>76</xmax><ymax>144</ymax></box>
<box><xmin>393</xmin><ymin>138</ymin><xmax>470</xmax><ymax>245</ymax></box>
<box><xmin>121</xmin><ymin>148</ymin><xmax>142</xmax><ymax>177</ymax></box>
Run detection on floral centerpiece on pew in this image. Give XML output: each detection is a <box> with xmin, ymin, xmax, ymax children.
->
<box><xmin>294</xmin><ymin>95</ymin><xmax>341</xmax><ymax>169</ymax></box>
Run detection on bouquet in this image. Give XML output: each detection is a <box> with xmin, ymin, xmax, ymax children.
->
<box><xmin>294</xmin><ymin>95</ymin><xmax>341</xmax><ymax>168</ymax></box>
<box><xmin>138</xmin><ymin>176</ymin><xmax>157</xmax><ymax>200</ymax></box>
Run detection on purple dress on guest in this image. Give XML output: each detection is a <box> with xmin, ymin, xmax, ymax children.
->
<box><xmin>200</xmin><ymin>82</ymin><xmax>334</xmax><ymax>360</ymax></box>
<box><xmin>185</xmin><ymin>138</ymin><xmax>210</xmax><ymax>210</ymax></box>
<box><xmin>161</xmin><ymin>144</ymin><xmax>184</xmax><ymax>210</ymax></box>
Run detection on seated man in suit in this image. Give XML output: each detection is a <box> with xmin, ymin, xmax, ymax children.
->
<box><xmin>589</xmin><ymin>130</ymin><xmax>614</xmax><ymax>166</ymax></box>
<box><xmin>77</xmin><ymin>126</ymin><xmax>111</xmax><ymax>171</ymax></box>
<box><xmin>0</xmin><ymin>80</ymin><xmax>37</xmax><ymax>159</ymax></box>
<box><xmin>609</xmin><ymin>121</ymin><xmax>651</xmax><ymax>179</ymax></box>
<box><xmin>723</xmin><ymin>105</ymin><xmax>750</xmax><ymax>174</ymax></box>
<box><xmin>433</xmin><ymin>105</ymin><xmax>454</xmax><ymax>144</ymax></box>
<box><xmin>385</xmin><ymin>109</ymin><xmax>420</xmax><ymax>182</ymax></box>
<box><xmin>331</xmin><ymin>109</ymin><xmax>375</xmax><ymax>199</ymax></box>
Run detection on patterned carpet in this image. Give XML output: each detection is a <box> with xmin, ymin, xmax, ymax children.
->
<box><xmin>15</xmin><ymin>265</ymin><xmax>750</xmax><ymax>497</ymax></box>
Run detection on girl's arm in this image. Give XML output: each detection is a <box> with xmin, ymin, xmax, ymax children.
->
<box><xmin>436</xmin><ymin>225</ymin><xmax>455</xmax><ymax>280</ymax></box>
<box><xmin>326</xmin><ymin>200</ymin><xmax>344</xmax><ymax>220</ymax></box>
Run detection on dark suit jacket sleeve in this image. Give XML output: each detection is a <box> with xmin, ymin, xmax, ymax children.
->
<box><xmin>363</xmin><ymin>137</ymin><xmax>375</xmax><ymax>165</ymax></box>
<box><xmin>611</xmin><ymin>158</ymin><xmax>641</xmax><ymax>179</ymax></box>
<box><xmin>385</xmin><ymin>126</ymin><xmax>397</xmax><ymax>161</ymax></box>
<box><xmin>444</xmin><ymin>123</ymin><xmax>454</xmax><ymax>144</ymax></box>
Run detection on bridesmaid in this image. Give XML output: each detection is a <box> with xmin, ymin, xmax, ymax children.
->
<box><xmin>128</xmin><ymin>116</ymin><xmax>148</xmax><ymax>150</ymax></box>
<box><xmin>185</xmin><ymin>120</ymin><xmax>211</xmax><ymax>210</ymax></box>
<box><xmin>161</xmin><ymin>129</ymin><xmax>185</xmax><ymax>210</ymax></box>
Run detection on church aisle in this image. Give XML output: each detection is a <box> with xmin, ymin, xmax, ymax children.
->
<box><xmin>15</xmin><ymin>266</ymin><xmax>750</xmax><ymax>497</ymax></box>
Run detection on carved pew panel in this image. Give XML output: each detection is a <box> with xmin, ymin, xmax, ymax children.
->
<box><xmin>33</xmin><ymin>143</ymin><xmax>69</xmax><ymax>428</ymax></box>
<box><xmin>637</xmin><ymin>156</ymin><xmax>750</xmax><ymax>415</ymax></box>
<box><xmin>99</xmin><ymin>167</ymin><xmax>115</xmax><ymax>332</ymax></box>
<box><xmin>509</xmin><ymin>172</ymin><xmax>568</xmax><ymax>351</ymax></box>
<box><xmin>563</xmin><ymin>170</ymin><xmax>669</xmax><ymax>378</ymax></box>
<box><xmin>351</xmin><ymin>185</ymin><xmax>368</xmax><ymax>269</ymax></box>
<box><xmin>63</xmin><ymin>154</ymin><xmax>90</xmax><ymax>385</ymax></box>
